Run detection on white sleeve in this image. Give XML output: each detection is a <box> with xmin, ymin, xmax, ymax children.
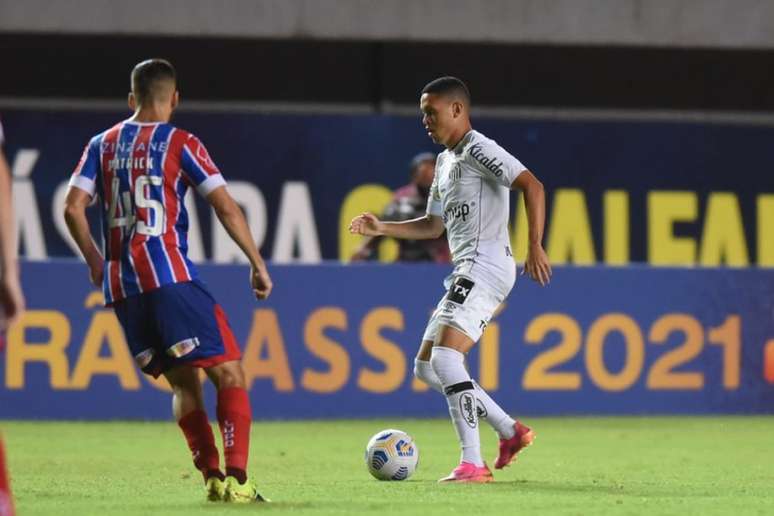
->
<box><xmin>0</xmin><ymin>119</ymin><xmax>4</xmax><ymax>146</ymax></box>
<box><xmin>195</xmin><ymin>174</ymin><xmax>227</xmax><ymax>197</ymax></box>
<box><xmin>466</xmin><ymin>137</ymin><xmax>526</xmax><ymax>188</ymax></box>
<box><xmin>68</xmin><ymin>174</ymin><xmax>97</xmax><ymax>197</ymax></box>
<box><xmin>426</xmin><ymin>161</ymin><xmax>443</xmax><ymax>216</ymax></box>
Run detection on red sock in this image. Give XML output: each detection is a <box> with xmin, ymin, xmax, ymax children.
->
<box><xmin>0</xmin><ymin>438</ymin><xmax>15</xmax><ymax>516</ymax></box>
<box><xmin>178</xmin><ymin>409</ymin><xmax>222</xmax><ymax>482</ymax></box>
<box><xmin>217</xmin><ymin>387</ymin><xmax>252</xmax><ymax>483</ymax></box>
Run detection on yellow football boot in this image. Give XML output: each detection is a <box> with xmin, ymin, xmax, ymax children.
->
<box><xmin>205</xmin><ymin>476</ymin><xmax>225</xmax><ymax>502</ymax></box>
<box><xmin>223</xmin><ymin>476</ymin><xmax>268</xmax><ymax>503</ymax></box>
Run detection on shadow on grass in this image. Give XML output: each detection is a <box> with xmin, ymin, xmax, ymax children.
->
<box><xmin>134</xmin><ymin>500</ymin><xmax>318</xmax><ymax>512</ymax></box>
<box><xmin>482</xmin><ymin>479</ymin><xmax>721</xmax><ymax>499</ymax></box>
<box><xmin>205</xmin><ymin>501</ymin><xmax>317</xmax><ymax>511</ymax></box>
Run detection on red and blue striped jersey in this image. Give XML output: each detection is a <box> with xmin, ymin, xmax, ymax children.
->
<box><xmin>69</xmin><ymin>120</ymin><xmax>226</xmax><ymax>305</ymax></box>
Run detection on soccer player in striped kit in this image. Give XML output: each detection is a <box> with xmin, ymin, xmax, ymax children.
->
<box><xmin>351</xmin><ymin>77</ymin><xmax>551</xmax><ymax>482</ymax></box>
<box><xmin>64</xmin><ymin>59</ymin><xmax>272</xmax><ymax>502</ymax></box>
<box><xmin>0</xmin><ymin>116</ymin><xmax>24</xmax><ymax>516</ymax></box>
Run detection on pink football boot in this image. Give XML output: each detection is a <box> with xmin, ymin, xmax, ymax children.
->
<box><xmin>438</xmin><ymin>461</ymin><xmax>494</xmax><ymax>483</ymax></box>
<box><xmin>494</xmin><ymin>421</ymin><xmax>535</xmax><ymax>469</ymax></box>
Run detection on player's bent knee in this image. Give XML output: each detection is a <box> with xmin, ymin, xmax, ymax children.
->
<box><xmin>206</xmin><ymin>360</ymin><xmax>246</xmax><ymax>390</ymax></box>
<box><xmin>413</xmin><ymin>362</ymin><xmax>423</xmax><ymax>381</ymax></box>
<box><xmin>164</xmin><ymin>365</ymin><xmax>200</xmax><ymax>388</ymax></box>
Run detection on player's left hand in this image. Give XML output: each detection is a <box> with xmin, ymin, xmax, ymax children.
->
<box><xmin>523</xmin><ymin>243</ymin><xmax>552</xmax><ymax>286</ymax></box>
<box><xmin>251</xmin><ymin>264</ymin><xmax>273</xmax><ymax>300</ymax></box>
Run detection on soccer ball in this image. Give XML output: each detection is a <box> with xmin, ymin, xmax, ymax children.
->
<box><xmin>365</xmin><ymin>429</ymin><xmax>419</xmax><ymax>481</ymax></box>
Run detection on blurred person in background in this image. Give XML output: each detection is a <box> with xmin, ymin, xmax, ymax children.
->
<box><xmin>351</xmin><ymin>152</ymin><xmax>450</xmax><ymax>263</ymax></box>
<box><xmin>0</xmin><ymin>116</ymin><xmax>24</xmax><ymax>516</ymax></box>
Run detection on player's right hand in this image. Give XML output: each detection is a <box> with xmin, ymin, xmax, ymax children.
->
<box><xmin>251</xmin><ymin>264</ymin><xmax>273</xmax><ymax>300</ymax></box>
<box><xmin>0</xmin><ymin>275</ymin><xmax>25</xmax><ymax>332</ymax></box>
<box><xmin>523</xmin><ymin>243</ymin><xmax>552</xmax><ymax>286</ymax></box>
<box><xmin>88</xmin><ymin>260</ymin><xmax>104</xmax><ymax>288</ymax></box>
<box><xmin>349</xmin><ymin>212</ymin><xmax>384</xmax><ymax>236</ymax></box>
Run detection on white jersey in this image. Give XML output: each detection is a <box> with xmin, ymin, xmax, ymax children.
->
<box><xmin>427</xmin><ymin>129</ymin><xmax>526</xmax><ymax>295</ymax></box>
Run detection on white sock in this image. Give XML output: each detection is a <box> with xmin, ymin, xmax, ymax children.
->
<box><xmin>415</xmin><ymin>358</ymin><xmax>516</xmax><ymax>440</ymax></box>
<box><xmin>472</xmin><ymin>380</ymin><xmax>516</xmax><ymax>439</ymax></box>
<box><xmin>430</xmin><ymin>346</ymin><xmax>483</xmax><ymax>467</ymax></box>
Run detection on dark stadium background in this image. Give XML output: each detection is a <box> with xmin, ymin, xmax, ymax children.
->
<box><xmin>4</xmin><ymin>34</ymin><xmax>774</xmax><ymax>111</ymax></box>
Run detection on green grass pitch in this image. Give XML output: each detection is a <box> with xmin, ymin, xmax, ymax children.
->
<box><xmin>3</xmin><ymin>417</ymin><xmax>774</xmax><ymax>515</ymax></box>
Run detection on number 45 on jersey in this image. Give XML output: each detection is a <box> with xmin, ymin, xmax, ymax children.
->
<box><xmin>109</xmin><ymin>175</ymin><xmax>164</xmax><ymax>237</ymax></box>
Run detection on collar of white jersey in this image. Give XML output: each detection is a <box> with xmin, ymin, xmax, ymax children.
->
<box><xmin>451</xmin><ymin>130</ymin><xmax>475</xmax><ymax>155</ymax></box>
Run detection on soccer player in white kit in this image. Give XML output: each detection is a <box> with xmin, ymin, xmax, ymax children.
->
<box><xmin>350</xmin><ymin>77</ymin><xmax>551</xmax><ymax>483</ymax></box>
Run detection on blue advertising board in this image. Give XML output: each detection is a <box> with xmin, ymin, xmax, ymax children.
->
<box><xmin>2</xmin><ymin>261</ymin><xmax>773</xmax><ymax>419</ymax></box>
<box><xmin>1</xmin><ymin>109</ymin><xmax>773</xmax><ymax>266</ymax></box>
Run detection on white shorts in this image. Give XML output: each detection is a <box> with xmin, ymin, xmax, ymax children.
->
<box><xmin>421</xmin><ymin>273</ymin><xmax>509</xmax><ymax>344</ymax></box>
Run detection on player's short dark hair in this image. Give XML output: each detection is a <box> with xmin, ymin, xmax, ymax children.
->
<box><xmin>131</xmin><ymin>59</ymin><xmax>177</xmax><ymax>105</ymax></box>
<box><xmin>421</xmin><ymin>76</ymin><xmax>471</xmax><ymax>104</ymax></box>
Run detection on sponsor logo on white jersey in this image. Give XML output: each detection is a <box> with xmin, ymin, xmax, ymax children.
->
<box><xmin>469</xmin><ymin>143</ymin><xmax>505</xmax><ymax>177</ymax></box>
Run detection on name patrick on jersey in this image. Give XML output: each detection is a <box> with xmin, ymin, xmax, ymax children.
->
<box><xmin>107</xmin><ymin>156</ymin><xmax>156</xmax><ymax>171</ymax></box>
<box><xmin>469</xmin><ymin>143</ymin><xmax>504</xmax><ymax>177</ymax></box>
<box><xmin>103</xmin><ymin>140</ymin><xmax>166</xmax><ymax>171</ymax></box>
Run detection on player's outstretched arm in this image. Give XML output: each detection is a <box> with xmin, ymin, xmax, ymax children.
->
<box><xmin>206</xmin><ymin>186</ymin><xmax>272</xmax><ymax>300</ymax></box>
<box><xmin>0</xmin><ymin>148</ymin><xmax>25</xmax><ymax>331</ymax></box>
<box><xmin>512</xmin><ymin>170</ymin><xmax>552</xmax><ymax>286</ymax></box>
<box><xmin>349</xmin><ymin>212</ymin><xmax>444</xmax><ymax>240</ymax></box>
<box><xmin>63</xmin><ymin>187</ymin><xmax>104</xmax><ymax>287</ymax></box>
